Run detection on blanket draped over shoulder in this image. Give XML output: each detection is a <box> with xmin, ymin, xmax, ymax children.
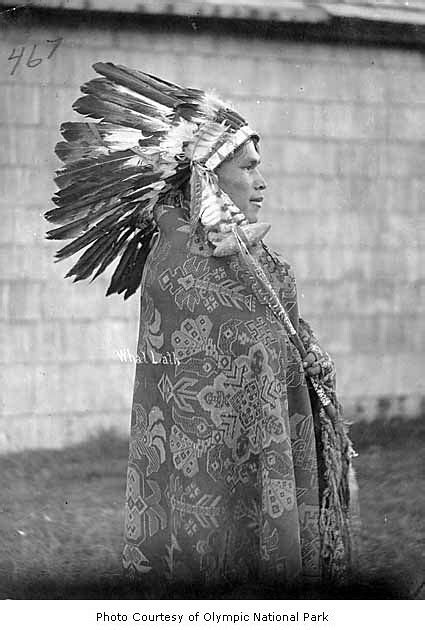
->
<box><xmin>123</xmin><ymin>203</ymin><xmax>355</xmax><ymax>590</ymax></box>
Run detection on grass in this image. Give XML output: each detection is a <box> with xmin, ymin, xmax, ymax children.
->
<box><xmin>0</xmin><ymin>426</ymin><xmax>424</xmax><ymax>599</ymax></box>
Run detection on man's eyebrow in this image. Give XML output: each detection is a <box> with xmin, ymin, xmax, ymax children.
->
<box><xmin>241</xmin><ymin>157</ymin><xmax>261</xmax><ymax>166</ymax></box>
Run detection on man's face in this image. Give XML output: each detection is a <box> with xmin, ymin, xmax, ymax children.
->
<box><xmin>215</xmin><ymin>140</ymin><xmax>266</xmax><ymax>223</ymax></box>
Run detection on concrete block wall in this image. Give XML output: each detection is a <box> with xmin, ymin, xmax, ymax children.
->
<box><xmin>0</xmin><ymin>13</ymin><xmax>423</xmax><ymax>451</ymax></box>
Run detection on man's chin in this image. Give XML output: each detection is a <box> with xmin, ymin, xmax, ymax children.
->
<box><xmin>244</xmin><ymin>207</ymin><xmax>260</xmax><ymax>223</ymax></box>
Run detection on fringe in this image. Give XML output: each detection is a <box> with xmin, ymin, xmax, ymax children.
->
<box><xmin>318</xmin><ymin>398</ymin><xmax>358</xmax><ymax>583</ymax></box>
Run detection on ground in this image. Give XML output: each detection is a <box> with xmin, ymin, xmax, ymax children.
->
<box><xmin>0</xmin><ymin>425</ymin><xmax>424</xmax><ymax>599</ymax></box>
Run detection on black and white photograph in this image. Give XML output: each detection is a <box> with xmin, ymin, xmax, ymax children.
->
<box><xmin>0</xmin><ymin>0</ymin><xmax>424</xmax><ymax>608</ymax></box>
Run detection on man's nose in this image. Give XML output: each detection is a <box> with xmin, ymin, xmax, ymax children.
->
<box><xmin>254</xmin><ymin>169</ymin><xmax>267</xmax><ymax>190</ymax></box>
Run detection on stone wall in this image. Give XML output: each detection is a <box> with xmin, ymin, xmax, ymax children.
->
<box><xmin>0</xmin><ymin>11</ymin><xmax>423</xmax><ymax>451</ymax></box>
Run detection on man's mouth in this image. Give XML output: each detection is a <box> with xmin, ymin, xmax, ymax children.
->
<box><xmin>250</xmin><ymin>197</ymin><xmax>264</xmax><ymax>207</ymax></box>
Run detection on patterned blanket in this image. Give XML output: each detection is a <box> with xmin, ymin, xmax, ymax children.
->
<box><xmin>122</xmin><ymin>203</ymin><xmax>354</xmax><ymax>591</ymax></box>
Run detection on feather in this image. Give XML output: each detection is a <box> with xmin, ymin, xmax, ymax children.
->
<box><xmin>52</xmin><ymin>170</ymin><xmax>162</xmax><ymax>211</ymax></box>
<box><xmin>122</xmin><ymin>233</ymin><xmax>154</xmax><ymax>299</ymax></box>
<box><xmin>135</xmin><ymin>69</ymin><xmax>183</xmax><ymax>92</ymax></box>
<box><xmin>105</xmin><ymin>234</ymin><xmax>140</xmax><ymax>296</ymax></box>
<box><xmin>81</xmin><ymin>78</ymin><xmax>173</xmax><ymax>121</ymax></box>
<box><xmin>55</xmin><ymin>140</ymin><xmax>107</xmax><ymax>163</ymax></box>
<box><xmin>46</xmin><ymin>61</ymin><xmax>256</xmax><ymax>299</ymax></box>
<box><xmin>46</xmin><ymin>214</ymin><xmax>94</xmax><ymax>241</ymax></box>
<box><xmin>93</xmin><ymin>63</ymin><xmax>181</xmax><ymax>110</ymax></box>
<box><xmin>65</xmin><ymin>229</ymin><xmax>121</xmax><ymax>281</ymax></box>
<box><xmin>189</xmin><ymin>164</ymin><xmax>204</xmax><ymax>234</ymax></box>
<box><xmin>73</xmin><ymin>95</ymin><xmax>169</xmax><ymax>132</ymax></box>
<box><xmin>53</xmin><ymin>152</ymin><xmax>154</xmax><ymax>188</ymax></box>
<box><xmin>52</xmin><ymin>162</ymin><xmax>146</xmax><ymax>202</ymax></box>
<box><xmin>47</xmin><ymin>194</ymin><xmax>125</xmax><ymax>236</ymax></box>
<box><xmin>46</xmin><ymin>195</ymin><xmax>121</xmax><ymax>231</ymax></box>
<box><xmin>191</xmin><ymin>121</ymin><xmax>228</xmax><ymax>162</ymax></box>
<box><xmin>52</xmin><ymin>211</ymin><xmax>133</xmax><ymax>259</ymax></box>
<box><xmin>91</xmin><ymin>226</ymin><xmax>136</xmax><ymax>281</ymax></box>
<box><xmin>60</xmin><ymin>121</ymin><xmax>161</xmax><ymax>150</ymax></box>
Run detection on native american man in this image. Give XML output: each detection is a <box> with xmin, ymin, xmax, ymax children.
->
<box><xmin>46</xmin><ymin>63</ymin><xmax>357</xmax><ymax>594</ymax></box>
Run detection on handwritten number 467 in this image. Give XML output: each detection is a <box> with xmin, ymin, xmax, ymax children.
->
<box><xmin>8</xmin><ymin>38</ymin><xmax>63</xmax><ymax>76</ymax></box>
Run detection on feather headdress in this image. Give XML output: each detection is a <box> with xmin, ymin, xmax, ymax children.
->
<box><xmin>45</xmin><ymin>62</ymin><xmax>262</xmax><ymax>299</ymax></box>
